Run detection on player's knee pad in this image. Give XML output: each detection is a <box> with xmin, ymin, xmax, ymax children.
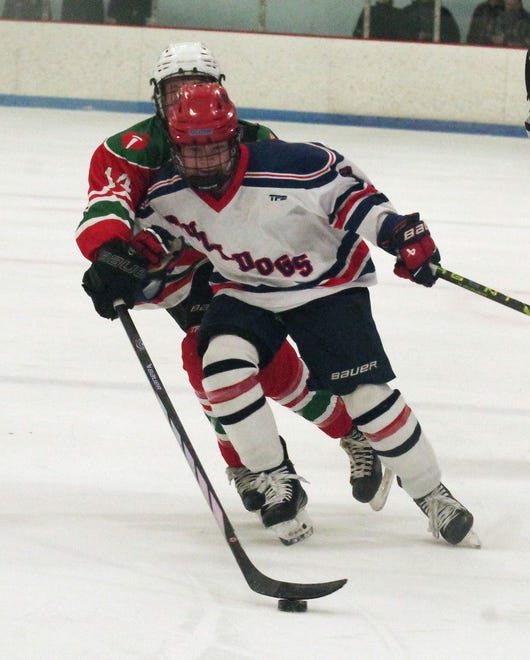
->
<box><xmin>344</xmin><ymin>385</ymin><xmax>416</xmax><ymax>451</ymax></box>
<box><xmin>202</xmin><ymin>335</ymin><xmax>262</xmax><ymax>412</ymax></box>
<box><xmin>203</xmin><ymin>334</ymin><xmax>280</xmax><ymax>471</ymax></box>
<box><xmin>203</xmin><ymin>334</ymin><xmax>259</xmax><ymax>378</ymax></box>
<box><xmin>342</xmin><ymin>383</ymin><xmax>393</xmax><ymax>420</ymax></box>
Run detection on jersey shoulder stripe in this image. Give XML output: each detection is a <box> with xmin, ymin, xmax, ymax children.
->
<box><xmin>143</xmin><ymin>164</ymin><xmax>186</xmax><ymax>205</ymax></box>
<box><xmin>243</xmin><ymin>141</ymin><xmax>340</xmax><ymax>189</ymax></box>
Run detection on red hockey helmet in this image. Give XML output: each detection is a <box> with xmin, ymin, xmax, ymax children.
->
<box><xmin>167</xmin><ymin>83</ymin><xmax>240</xmax><ymax>192</ymax></box>
<box><xmin>167</xmin><ymin>82</ymin><xmax>239</xmax><ymax>146</ymax></box>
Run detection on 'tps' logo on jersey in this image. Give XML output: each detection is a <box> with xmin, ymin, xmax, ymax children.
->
<box><xmin>269</xmin><ymin>194</ymin><xmax>287</xmax><ymax>201</ymax></box>
<box><xmin>122</xmin><ymin>132</ymin><xmax>151</xmax><ymax>150</ymax></box>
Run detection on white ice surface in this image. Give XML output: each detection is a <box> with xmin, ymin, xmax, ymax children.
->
<box><xmin>0</xmin><ymin>107</ymin><xmax>529</xmax><ymax>659</ymax></box>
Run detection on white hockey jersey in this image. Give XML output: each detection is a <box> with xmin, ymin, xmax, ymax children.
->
<box><xmin>136</xmin><ymin>140</ymin><xmax>400</xmax><ymax>313</ymax></box>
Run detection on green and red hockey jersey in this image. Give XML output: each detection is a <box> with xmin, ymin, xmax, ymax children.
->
<box><xmin>75</xmin><ymin>114</ymin><xmax>276</xmax><ymax>262</ymax></box>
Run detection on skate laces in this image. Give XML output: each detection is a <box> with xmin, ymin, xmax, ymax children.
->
<box><xmin>255</xmin><ymin>465</ymin><xmax>308</xmax><ymax>510</ymax></box>
<box><xmin>417</xmin><ymin>484</ymin><xmax>465</xmax><ymax>539</ymax></box>
<box><xmin>226</xmin><ymin>466</ymin><xmax>258</xmax><ymax>496</ymax></box>
<box><xmin>340</xmin><ymin>431</ymin><xmax>375</xmax><ymax>479</ymax></box>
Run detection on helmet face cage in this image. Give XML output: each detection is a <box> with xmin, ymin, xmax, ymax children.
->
<box><xmin>171</xmin><ymin>137</ymin><xmax>240</xmax><ymax>192</ymax></box>
<box><xmin>150</xmin><ymin>42</ymin><xmax>224</xmax><ymax>122</ymax></box>
<box><xmin>156</xmin><ymin>74</ymin><xmax>217</xmax><ymax>123</ymax></box>
<box><xmin>167</xmin><ymin>83</ymin><xmax>240</xmax><ymax>192</ymax></box>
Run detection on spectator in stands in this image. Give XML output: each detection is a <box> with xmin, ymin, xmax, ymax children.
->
<box><xmin>61</xmin><ymin>0</ymin><xmax>104</xmax><ymax>23</ymax></box>
<box><xmin>2</xmin><ymin>0</ymin><xmax>50</xmax><ymax>19</ymax></box>
<box><xmin>106</xmin><ymin>0</ymin><xmax>152</xmax><ymax>26</ymax></box>
<box><xmin>467</xmin><ymin>0</ymin><xmax>505</xmax><ymax>44</ymax></box>
<box><xmin>491</xmin><ymin>0</ymin><xmax>530</xmax><ymax>46</ymax></box>
<box><xmin>352</xmin><ymin>0</ymin><xmax>407</xmax><ymax>41</ymax></box>
<box><xmin>401</xmin><ymin>0</ymin><xmax>461</xmax><ymax>43</ymax></box>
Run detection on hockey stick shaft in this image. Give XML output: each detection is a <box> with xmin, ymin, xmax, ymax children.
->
<box><xmin>113</xmin><ymin>300</ymin><xmax>346</xmax><ymax>601</ymax></box>
<box><xmin>434</xmin><ymin>266</ymin><xmax>530</xmax><ymax>316</ymax></box>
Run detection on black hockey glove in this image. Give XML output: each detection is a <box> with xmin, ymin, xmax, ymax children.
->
<box><xmin>82</xmin><ymin>239</ymin><xmax>149</xmax><ymax>319</ymax></box>
<box><xmin>379</xmin><ymin>212</ymin><xmax>441</xmax><ymax>287</ymax></box>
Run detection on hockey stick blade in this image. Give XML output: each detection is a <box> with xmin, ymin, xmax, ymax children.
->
<box><xmin>114</xmin><ymin>301</ymin><xmax>347</xmax><ymax>602</ymax></box>
<box><xmin>433</xmin><ymin>265</ymin><xmax>530</xmax><ymax>316</ymax></box>
<box><xmin>169</xmin><ymin>413</ymin><xmax>346</xmax><ymax>600</ymax></box>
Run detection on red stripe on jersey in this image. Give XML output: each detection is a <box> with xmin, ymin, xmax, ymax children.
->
<box><xmin>76</xmin><ymin>219</ymin><xmax>131</xmax><ymax>261</ymax></box>
<box><xmin>211</xmin><ymin>282</ymin><xmax>244</xmax><ymax>295</ymax></box>
<box><xmin>365</xmin><ymin>405</ymin><xmax>412</xmax><ymax>443</ymax></box>
<box><xmin>147</xmin><ymin>173</ymin><xmax>181</xmax><ymax>196</ymax></box>
<box><xmin>143</xmin><ymin>270</ymin><xmax>195</xmax><ymax>306</ymax></box>
<box><xmin>172</xmin><ymin>247</ymin><xmax>206</xmax><ymax>266</ymax></box>
<box><xmin>207</xmin><ymin>374</ymin><xmax>260</xmax><ymax>405</ymax></box>
<box><xmin>88</xmin><ymin>189</ymin><xmax>131</xmax><ymax>204</ymax></box>
<box><xmin>322</xmin><ymin>240</ymin><xmax>370</xmax><ymax>288</ymax></box>
<box><xmin>334</xmin><ymin>184</ymin><xmax>378</xmax><ymax>230</ymax></box>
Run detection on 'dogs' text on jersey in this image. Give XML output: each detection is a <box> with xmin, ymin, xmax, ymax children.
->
<box><xmin>136</xmin><ymin>140</ymin><xmax>399</xmax><ymax>313</ymax></box>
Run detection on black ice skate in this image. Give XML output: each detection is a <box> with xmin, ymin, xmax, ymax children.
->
<box><xmin>414</xmin><ymin>483</ymin><xmax>481</xmax><ymax>548</ymax></box>
<box><xmin>340</xmin><ymin>428</ymin><xmax>393</xmax><ymax>509</ymax></box>
<box><xmin>254</xmin><ymin>440</ymin><xmax>313</xmax><ymax>546</ymax></box>
<box><xmin>226</xmin><ymin>466</ymin><xmax>265</xmax><ymax>512</ymax></box>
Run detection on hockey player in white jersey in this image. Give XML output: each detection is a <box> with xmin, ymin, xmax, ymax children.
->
<box><xmin>102</xmin><ymin>83</ymin><xmax>480</xmax><ymax>547</ymax></box>
<box><xmin>78</xmin><ymin>42</ymin><xmax>393</xmax><ymax>531</ymax></box>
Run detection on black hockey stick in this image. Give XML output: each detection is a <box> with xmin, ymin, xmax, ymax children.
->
<box><xmin>434</xmin><ymin>266</ymin><xmax>530</xmax><ymax>317</ymax></box>
<box><xmin>114</xmin><ymin>300</ymin><xmax>347</xmax><ymax>601</ymax></box>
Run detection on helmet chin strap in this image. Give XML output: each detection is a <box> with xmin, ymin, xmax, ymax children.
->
<box><xmin>184</xmin><ymin>162</ymin><xmax>235</xmax><ymax>197</ymax></box>
<box><xmin>186</xmin><ymin>173</ymin><xmax>228</xmax><ymax>192</ymax></box>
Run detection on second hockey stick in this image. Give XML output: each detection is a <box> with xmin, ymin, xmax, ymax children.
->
<box><xmin>434</xmin><ymin>266</ymin><xmax>530</xmax><ymax>317</ymax></box>
<box><xmin>114</xmin><ymin>301</ymin><xmax>347</xmax><ymax>602</ymax></box>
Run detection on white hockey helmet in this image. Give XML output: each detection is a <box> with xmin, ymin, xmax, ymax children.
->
<box><xmin>151</xmin><ymin>42</ymin><xmax>224</xmax><ymax>121</ymax></box>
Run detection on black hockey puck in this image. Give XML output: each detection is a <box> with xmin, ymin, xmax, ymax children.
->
<box><xmin>278</xmin><ymin>598</ymin><xmax>308</xmax><ymax>612</ymax></box>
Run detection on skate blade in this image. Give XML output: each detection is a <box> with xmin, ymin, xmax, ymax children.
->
<box><xmin>457</xmin><ymin>528</ymin><xmax>482</xmax><ymax>549</ymax></box>
<box><xmin>369</xmin><ymin>468</ymin><xmax>394</xmax><ymax>512</ymax></box>
<box><xmin>268</xmin><ymin>509</ymin><xmax>314</xmax><ymax>546</ymax></box>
